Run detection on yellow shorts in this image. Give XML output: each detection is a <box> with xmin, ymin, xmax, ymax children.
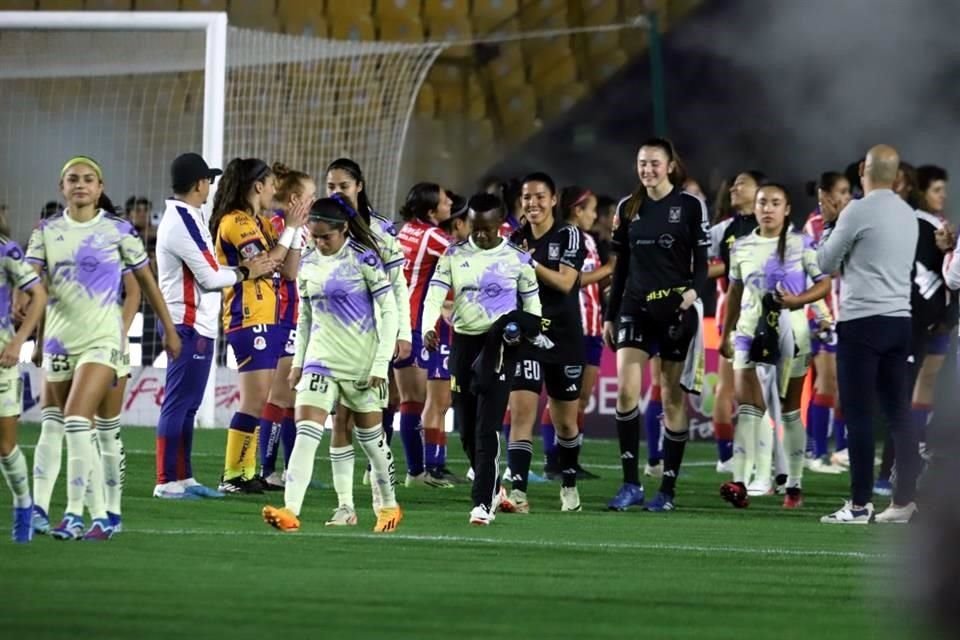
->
<box><xmin>0</xmin><ymin>365</ymin><xmax>22</xmax><ymax>418</ymax></box>
<box><xmin>295</xmin><ymin>372</ymin><xmax>386</xmax><ymax>415</ymax></box>
<box><xmin>44</xmin><ymin>346</ymin><xmax>120</xmax><ymax>383</ymax></box>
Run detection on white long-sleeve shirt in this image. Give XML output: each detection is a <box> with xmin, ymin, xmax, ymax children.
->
<box><xmin>156</xmin><ymin>198</ymin><xmax>240</xmax><ymax>339</ymax></box>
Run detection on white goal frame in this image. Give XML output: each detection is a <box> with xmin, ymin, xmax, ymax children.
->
<box><xmin>0</xmin><ymin>11</ymin><xmax>227</xmax><ymax>429</ymax></box>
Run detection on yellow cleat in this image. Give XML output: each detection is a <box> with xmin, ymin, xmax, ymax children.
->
<box><xmin>373</xmin><ymin>505</ymin><xmax>403</xmax><ymax>533</ymax></box>
<box><xmin>262</xmin><ymin>505</ymin><xmax>300</xmax><ymax>532</ymax></box>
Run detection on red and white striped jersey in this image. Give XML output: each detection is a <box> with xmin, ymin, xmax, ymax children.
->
<box><xmin>398</xmin><ymin>219</ymin><xmax>451</xmax><ymax>332</ymax></box>
<box><xmin>804</xmin><ymin>209</ymin><xmax>840</xmax><ymax>321</ymax></box>
<box><xmin>579</xmin><ymin>230</ymin><xmax>603</xmax><ymax>336</ymax></box>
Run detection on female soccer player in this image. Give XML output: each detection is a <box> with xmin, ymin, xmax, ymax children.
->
<box><xmin>27</xmin><ymin>156</ymin><xmax>180</xmax><ymax>540</ymax></box>
<box><xmin>258</xmin><ymin>163</ymin><xmax>315</xmax><ymax>490</ymax></box>
<box><xmin>719</xmin><ymin>183</ymin><xmax>831</xmax><ymax>509</ymax></box>
<box><xmin>262</xmin><ymin>196</ymin><xmax>401</xmax><ymax>532</ymax></box>
<box><xmin>210</xmin><ymin>158</ymin><xmax>306</xmax><ymax>494</ymax></box>
<box><xmin>395</xmin><ymin>182</ymin><xmax>456</xmax><ymax>487</ymax></box>
<box><xmin>803</xmin><ymin>172</ymin><xmax>851</xmax><ymax>474</ymax></box>
<box><xmin>422</xmin><ymin>193</ymin><xmax>541</xmax><ymax>525</ymax></box>
<box><xmin>500</xmin><ymin>173</ymin><xmax>587</xmax><ymax>514</ymax></box>
<box><xmin>604</xmin><ymin>138</ymin><xmax>709</xmax><ymax>513</ymax></box>
<box><xmin>708</xmin><ymin>171</ymin><xmax>765</xmax><ymax>474</ymax></box>
<box><xmin>0</xmin><ymin>210</ymin><xmax>47</xmax><ymax>542</ymax></box>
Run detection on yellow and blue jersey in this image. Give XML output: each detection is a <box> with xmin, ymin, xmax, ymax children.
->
<box><xmin>215</xmin><ymin>210</ymin><xmax>279</xmax><ymax>333</ymax></box>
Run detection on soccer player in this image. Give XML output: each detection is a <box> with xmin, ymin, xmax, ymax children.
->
<box><xmin>803</xmin><ymin>172</ymin><xmax>851</xmax><ymax>474</ymax></box>
<box><xmin>395</xmin><ymin>182</ymin><xmax>456</xmax><ymax>487</ymax></box>
<box><xmin>258</xmin><ymin>163</ymin><xmax>315</xmax><ymax>490</ymax></box>
<box><xmin>422</xmin><ymin>193</ymin><xmax>541</xmax><ymax>525</ymax></box>
<box><xmin>604</xmin><ymin>138</ymin><xmax>709</xmax><ymax>512</ymax></box>
<box><xmin>262</xmin><ymin>196</ymin><xmax>401</xmax><ymax>533</ymax></box>
<box><xmin>708</xmin><ymin>171</ymin><xmax>765</xmax><ymax>474</ymax></box>
<box><xmin>27</xmin><ymin>156</ymin><xmax>180</xmax><ymax>540</ymax></box>
<box><xmin>210</xmin><ymin>158</ymin><xmax>306</xmax><ymax>494</ymax></box>
<box><xmin>719</xmin><ymin>183</ymin><xmax>831</xmax><ymax>509</ymax></box>
<box><xmin>502</xmin><ymin>173</ymin><xmax>587</xmax><ymax>514</ymax></box>
<box><xmin>0</xmin><ymin>210</ymin><xmax>47</xmax><ymax>542</ymax></box>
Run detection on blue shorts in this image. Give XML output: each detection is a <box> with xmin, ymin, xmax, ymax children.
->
<box><xmin>393</xmin><ymin>329</ymin><xmax>420</xmax><ymax>369</ymax></box>
<box><xmin>274</xmin><ymin>323</ymin><xmax>297</xmax><ymax>360</ymax></box>
<box><xmin>396</xmin><ymin>324</ymin><xmax>451</xmax><ymax>380</ymax></box>
<box><xmin>583</xmin><ymin>335</ymin><xmax>604</xmax><ymax>367</ymax></box>
<box><xmin>809</xmin><ymin>318</ymin><xmax>837</xmax><ymax>355</ymax></box>
<box><xmin>227</xmin><ymin>324</ymin><xmax>283</xmax><ymax>372</ymax></box>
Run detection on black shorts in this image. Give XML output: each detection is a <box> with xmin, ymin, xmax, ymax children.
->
<box><xmin>615</xmin><ymin>306</ymin><xmax>698</xmax><ymax>362</ymax></box>
<box><xmin>511</xmin><ymin>358</ymin><xmax>584</xmax><ymax>402</ymax></box>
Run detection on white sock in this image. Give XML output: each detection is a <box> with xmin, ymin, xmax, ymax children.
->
<box><xmin>64</xmin><ymin>416</ymin><xmax>93</xmax><ymax>516</ymax></box>
<box><xmin>33</xmin><ymin>406</ymin><xmax>64</xmax><ymax>513</ymax></box>
<box><xmin>329</xmin><ymin>444</ymin><xmax>355</xmax><ymax>508</ymax></box>
<box><xmin>283</xmin><ymin>421</ymin><xmax>323</xmax><ymax>516</ymax></box>
<box><xmin>733</xmin><ymin>405</ymin><xmax>761</xmax><ymax>484</ymax></box>
<box><xmin>95</xmin><ymin>415</ymin><xmax>124</xmax><ymax>515</ymax></box>
<box><xmin>782</xmin><ymin>409</ymin><xmax>806</xmax><ymax>489</ymax></box>
<box><xmin>355</xmin><ymin>424</ymin><xmax>397</xmax><ymax>509</ymax></box>
<box><xmin>754</xmin><ymin>412</ymin><xmax>775</xmax><ymax>486</ymax></box>
<box><xmin>84</xmin><ymin>430</ymin><xmax>107</xmax><ymax>520</ymax></box>
<box><xmin>0</xmin><ymin>446</ymin><xmax>31</xmax><ymax>508</ymax></box>
<box><xmin>772</xmin><ymin>420</ymin><xmax>788</xmax><ymax>477</ymax></box>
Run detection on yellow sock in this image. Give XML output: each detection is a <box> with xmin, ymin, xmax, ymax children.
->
<box><xmin>241</xmin><ymin>426</ymin><xmax>259</xmax><ymax>479</ymax></box>
<box><xmin>224</xmin><ymin>412</ymin><xmax>259</xmax><ymax>480</ymax></box>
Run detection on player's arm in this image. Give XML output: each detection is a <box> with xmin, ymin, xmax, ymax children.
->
<box><xmin>532</xmin><ymin>226</ymin><xmax>584</xmax><ymax>294</ymax></box>
<box><xmin>121</xmin><ymin>270</ymin><xmax>141</xmax><ymax>335</ymax></box>
<box><xmin>365</xmin><ymin>260</ymin><xmax>399</xmax><ymax>382</ymax></box>
<box><xmin>817</xmin><ymin>203</ymin><xmax>859</xmax><ymax>274</ymax></box>
<box><xmin>0</xmin><ymin>251</ymin><xmax>47</xmax><ymax>367</ymax></box>
<box><xmin>778</xmin><ymin>239</ymin><xmax>832</xmax><ymax>310</ymax></box>
<box><xmin>580</xmin><ymin>255</ymin><xmax>616</xmax><ymax>286</ymax></box>
<box><xmin>720</xmin><ymin>280</ymin><xmax>743</xmax><ymax>359</ymax></box>
<box><xmin>422</xmin><ymin>252</ymin><xmax>452</xmax><ymax>347</ymax></box>
<box><xmin>707</xmin><ymin>220</ymin><xmax>729</xmax><ymax>279</ymax></box>
<box><xmin>518</xmin><ymin>259</ymin><xmax>542</xmax><ymax>317</ymax></box>
<box><xmin>683</xmin><ymin>196</ymin><xmax>711</xmax><ymax>308</ymax></box>
<box><xmin>278</xmin><ymin>230</ymin><xmax>303</xmax><ymax>281</ymax></box>
<box><xmin>172</xmin><ymin>208</ymin><xmax>246</xmax><ymax>289</ymax></box>
<box><xmin>290</xmin><ymin>275</ymin><xmax>311</xmax><ymax>389</ymax></box>
<box><xmin>383</xmin><ymin>237</ymin><xmax>413</xmax><ymax>344</ymax></box>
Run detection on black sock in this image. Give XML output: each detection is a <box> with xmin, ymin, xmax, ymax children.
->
<box><xmin>659</xmin><ymin>427</ymin><xmax>689</xmax><ymax>497</ymax></box>
<box><xmin>508</xmin><ymin>439</ymin><xmax>533</xmax><ymax>492</ymax></box>
<box><xmin>556</xmin><ymin>434</ymin><xmax>582</xmax><ymax>488</ymax></box>
<box><xmin>616</xmin><ymin>408</ymin><xmax>641</xmax><ymax>485</ymax></box>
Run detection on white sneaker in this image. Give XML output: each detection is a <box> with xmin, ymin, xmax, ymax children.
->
<box><xmin>806</xmin><ymin>457</ymin><xmax>844</xmax><ymax>475</ymax></box>
<box><xmin>153</xmin><ymin>481</ymin><xmax>188</xmax><ymax>499</ymax></box>
<box><xmin>830</xmin><ymin>449</ymin><xmax>850</xmax><ymax>468</ymax></box>
<box><xmin>469</xmin><ymin>505</ymin><xmax>494</xmax><ymax>526</ymax></box>
<box><xmin>265</xmin><ymin>471</ymin><xmax>285</xmax><ymax>489</ymax></box>
<box><xmin>644</xmin><ymin>462</ymin><xmax>664</xmax><ymax>478</ymax></box>
<box><xmin>747</xmin><ymin>476</ymin><xmax>773</xmax><ymax>497</ymax></box>
<box><xmin>560</xmin><ymin>486</ymin><xmax>582</xmax><ymax>512</ymax></box>
<box><xmin>325</xmin><ymin>504</ymin><xmax>358</xmax><ymax>527</ymax></box>
<box><xmin>502</xmin><ymin>467</ymin><xmax>512</xmax><ymax>483</ymax></box>
<box><xmin>715</xmin><ymin>458</ymin><xmax>734</xmax><ymax>474</ymax></box>
<box><xmin>500</xmin><ymin>489</ymin><xmax>530</xmax><ymax>514</ymax></box>
<box><xmin>820</xmin><ymin>500</ymin><xmax>874</xmax><ymax>524</ymax></box>
<box><xmin>466</xmin><ymin>467</ymin><xmax>475</xmax><ymax>482</ymax></box>
<box><xmin>875</xmin><ymin>502</ymin><xmax>918</xmax><ymax>524</ymax></box>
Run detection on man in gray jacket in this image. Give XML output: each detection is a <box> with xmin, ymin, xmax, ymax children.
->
<box><xmin>817</xmin><ymin>144</ymin><xmax>920</xmax><ymax>524</ymax></box>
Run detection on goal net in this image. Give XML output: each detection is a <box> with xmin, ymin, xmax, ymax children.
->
<box><xmin>0</xmin><ymin>12</ymin><xmax>442</xmax><ymax>426</ymax></box>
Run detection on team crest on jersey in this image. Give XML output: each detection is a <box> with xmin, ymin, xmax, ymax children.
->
<box><xmin>657</xmin><ymin>234</ymin><xmax>675</xmax><ymax>249</ymax></box>
<box><xmin>253</xmin><ymin>336</ymin><xmax>267</xmax><ymax>351</ymax></box>
<box><xmin>668</xmin><ymin>207</ymin><xmax>682</xmax><ymax>223</ymax></box>
<box><xmin>240</xmin><ymin>243</ymin><xmax>260</xmax><ymax>259</ymax></box>
<box><xmin>548</xmin><ymin>243</ymin><xmax>561</xmax><ymax>261</ymax></box>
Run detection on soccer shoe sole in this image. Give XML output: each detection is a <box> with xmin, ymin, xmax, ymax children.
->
<box><xmin>262</xmin><ymin>506</ymin><xmax>300</xmax><ymax>532</ymax></box>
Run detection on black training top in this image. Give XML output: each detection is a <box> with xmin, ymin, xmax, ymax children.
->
<box><xmin>718</xmin><ymin>212</ymin><xmax>758</xmax><ymax>278</ymax></box>
<box><xmin>606</xmin><ymin>187</ymin><xmax>709</xmax><ymax>320</ymax></box>
<box><xmin>512</xmin><ymin>218</ymin><xmax>586</xmax><ymax>342</ymax></box>
<box><xmin>912</xmin><ymin>210</ymin><xmax>958</xmax><ymax>331</ymax></box>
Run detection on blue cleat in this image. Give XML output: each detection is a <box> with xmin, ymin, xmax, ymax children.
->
<box><xmin>51</xmin><ymin>513</ymin><xmax>85</xmax><ymax>541</ymax></box>
<box><xmin>13</xmin><ymin>505</ymin><xmax>33</xmax><ymax>543</ymax></box>
<box><xmin>184</xmin><ymin>484</ymin><xmax>225</xmax><ymax>499</ymax></box>
<box><xmin>607</xmin><ymin>483</ymin><xmax>645</xmax><ymax>511</ymax></box>
<box><xmin>527</xmin><ymin>471</ymin><xmax>549</xmax><ymax>484</ymax></box>
<box><xmin>643</xmin><ymin>492</ymin><xmax>676</xmax><ymax>512</ymax></box>
<box><xmin>83</xmin><ymin>518</ymin><xmax>113</xmax><ymax>541</ymax></box>
<box><xmin>107</xmin><ymin>512</ymin><xmax>122</xmax><ymax>534</ymax></box>
<box><xmin>32</xmin><ymin>505</ymin><xmax>50</xmax><ymax>535</ymax></box>
<box><xmin>873</xmin><ymin>478</ymin><xmax>893</xmax><ymax>497</ymax></box>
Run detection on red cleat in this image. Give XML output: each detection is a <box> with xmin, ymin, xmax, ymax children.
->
<box><xmin>720</xmin><ymin>481</ymin><xmax>750</xmax><ymax>508</ymax></box>
<box><xmin>782</xmin><ymin>490</ymin><xmax>804</xmax><ymax>509</ymax></box>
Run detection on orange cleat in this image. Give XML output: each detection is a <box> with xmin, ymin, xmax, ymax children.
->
<box><xmin>374</xmin><ymin>505</ymin><xmax>403</xmax><ymax>533</ymax></box>
<box><xmin>262</xmin><ymin>505</ymin><xmax>300</xmax><ymax>532</ymax></box>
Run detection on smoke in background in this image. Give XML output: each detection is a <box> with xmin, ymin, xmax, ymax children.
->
<box><xmin>673</xmin><ymin>0</ymin><xmax>960</xmax><ymax>208</ymax></box>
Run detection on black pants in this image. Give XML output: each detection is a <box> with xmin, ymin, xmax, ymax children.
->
<box><xmin>837</xmin><ymin>316</ymin><xmax>919</xmax><ymax>506</ymax></box>
<box><xmin>450</xmin><ymin>332</ymin><xmax>515</xmax><ymax>510</ymax></box>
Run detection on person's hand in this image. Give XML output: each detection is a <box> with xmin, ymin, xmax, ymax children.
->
<box><xmin>935</xmin><ymin>223</ymin><xmax>956</xmax><ymax>253</ymax></box>
<box><xmin>602</xmin><ymin>321</ymin><xmax>616</xmax><ymax>351</ymax></box>
<box><xmin>679</xmin><ymin>289</ymin><xmax>698</xmax><ymax>310</ymax></box>
<box><xmin>12</xmin><ymin>290</ymin><xmax>28</xmax><ymax>324</ymax></box>
<box><xmin>241</xmin><ymin>253</ymin><xmax>278</xmax><ymax>280</ymax></box>
<box><xmin>774</xmin><ymin>283</ymin><xmax>804</xmax><ymax>310</ymax></box>
<box><xmin>719</xmin><ymin>334</ymin><xmax>734</xmax><ymax>360</ymax></box>
<box><xmin>163</xmin><ymin>327</ymin><xmax>182</xmax><ymax>360</ymax></box>
<box><xmin>0</xmin><ymin>337</ymin><xmax>24</xmax><ymax>368</ymax></box>
<box><xmin>367</xmin><ymin>375</ymin><xmax>386</xmax><ymax>389</ymax></box>
<box><xmin>423</xmin><ymin>330</ymin><xmax>439</xmax><ymax>351</ymax></box>
<box><xmin>31</xmin><ymin>341</ymin><xmax>42</xmax><ymax>368</ymax></box>
<box><xmin>285</xmin><ymin>194</ymin><xmax>312</xmax><ymax>229</ymax></box>
<box><xmin>394</xmin><ymin>339</ymin><xmax>412</xmax><ymax>361</ymax></box>
<box><xmin>289</xmin><ymin>366</ymin><xmax>302</xmax><ymax>390</ymax></box>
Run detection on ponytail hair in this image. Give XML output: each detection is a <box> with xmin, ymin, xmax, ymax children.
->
<box><xmin>0</xmin><ymin>208</ymin><xmax>10</xmax><ymax>238</ymax></box>
<box><xmin>559</xmin><ymin>185</ymin><xmax>593</xmax><ymax>222</ymax></box>
<box><xmin>210</xmin><ymin>157</ymin><xmax>272</xmax><ymax>236</ymax></box>
<box><xmin>326</xmin><ymin>157</ymin><xmax>375</xmax><ymax>221</ymax></box>
<box><xmin>272</xmin><ymin>162</ymin><xmax>312</xmax><ymax>206</ymax></box>
<box><xmin>758</xmin><ymin>182</ymin><xmax>792</xmax><ymax>263</ymax></box>
<box><xmin>625</xmin><ymin>137</ymin><xmax>685</xmax><ymax>220</ymax></box>
<box><xmin>309</xmin><ymin>194</ymin><xmax>382</xmax><ymax>260</ymax></box>
<box><xmin>399</xmin><ymin>182</ymin><xmax>443</xmax><ymax>223</ymax></box>
<box><xmin>97</xmin><ymin>193</ymin><xmax>120</xmax><ymax>216</ymax></box>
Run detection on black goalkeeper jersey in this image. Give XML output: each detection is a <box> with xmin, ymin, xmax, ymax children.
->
<box><xmin>912</xmin><ymin>210</ymin><xmax>957</xmax><ymax>330</ymax></box>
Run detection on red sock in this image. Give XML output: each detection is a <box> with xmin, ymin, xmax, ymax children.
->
<box><xmin>714</xmin><ymin>422</ymin><xmax>734</xmax><ymax>441</ymax></box>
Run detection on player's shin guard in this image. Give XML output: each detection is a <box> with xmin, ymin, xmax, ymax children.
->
<box><xmin>398</xmin><ymin>401</ymin><xmax>425</xmax><ymax>476</ymax></box>
<box><xmin>508</xmin><ymin>439</ymin><xmax>533</xmax><ymax>491</ymax></box>
<box><xmin>356</xmin><ymin>425</ymin><xmax>397</xmax><ymax>509</ymax></box>
<box><xmin>63</xmin><ymin>417</ymin><xmax>93</xmax><ymax>515</ymax></box>
<box><xmin>782</xmin><ymin>409</ymin><xmax>805</xmax><ymax>488</ymax></box>
<box><xmin>33</xmin><ymin>406</ymin><xmax>64</xmax><ymax>513</ymax></box>
<box><xmin>95</xmin><ymin>415</ymin><xmax>124</xmax><ymax>516</ymax></box>
<box><xmin>556</xmin><ymin>433</ymin><xmax>582</xmax><ymax>488</ymax></box>
<box><xmin>659</xmin><ymin>423</ymin><xmax>688</xmax><ymax>497</ymax></box>
<box><xmin>615</xmin><ymin>407</ymin><xmax>641</xmax><ymax>485</ymax></box>
<box><xmin>224</xmin><ymin>412</ymin><xmax>258</xmax><ymax>480</ymax></box>
<box><xmin>329</xmin><ymin>444</ymin><xmax>355</xmax><ymax>508</ymax></box>
<box><xmin>283</xmin><ymin>421</ymin><xmax>323</xmax><ymax>516</ymax></box>
<box><xmin>0</xmin><ymin>446</ymin><xmax>31</xmax><ymax>508</ymax></box>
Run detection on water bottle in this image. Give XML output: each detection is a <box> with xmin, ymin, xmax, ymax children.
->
<box><xmin>503</xmin><ymin>322</ymin><xmax>521</xmax><ymax>345</ymax></box>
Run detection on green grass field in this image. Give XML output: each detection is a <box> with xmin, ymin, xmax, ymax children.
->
<box><xmin>3</xmin><ymin>424</ymin><xmax>919</xmax><ymax>640</ymax></box>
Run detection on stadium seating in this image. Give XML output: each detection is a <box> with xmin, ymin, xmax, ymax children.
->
<box><xmin>229</xmin><ymin>0</ymin><xmax>279</xmax><ymax>31</ymax></box>
<box><xmin>426</xmin><ymin>14</ymin><xmax>473</xmax><ymax>58</ymax></box>
<box><xmin>329</xmin><ymin>13</ymin><xmax>376</xmax><ymax>41</ymax></box>
<box><xmin>278</xmin><ymin>1</ymin><xmax>328</xmax><ymax>37</ymax></box>
<box><xmin>378</xmin><ymin>12</ymin><xmax>424</xmax><ymax>42</ymax></box>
